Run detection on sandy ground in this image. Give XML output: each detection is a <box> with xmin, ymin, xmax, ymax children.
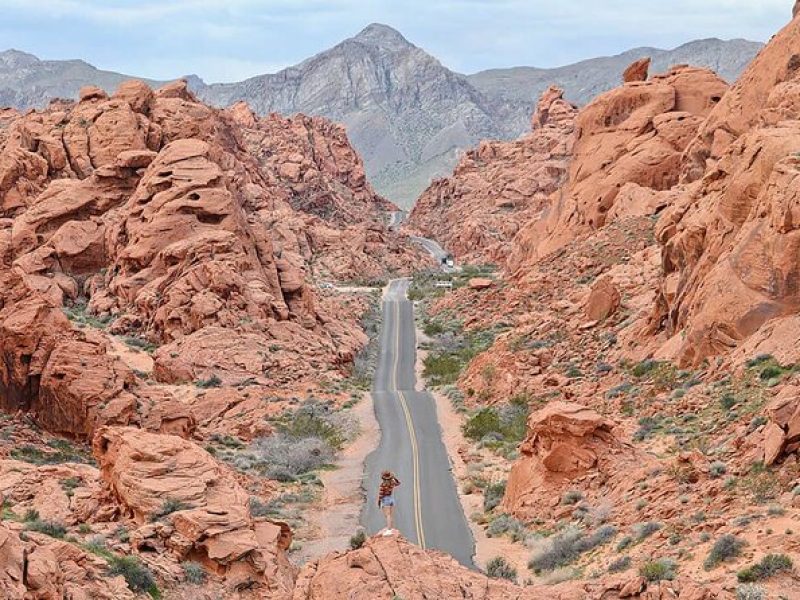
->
<box><xmin>413</xmin><ymin>315</ymin><xmax>532</xmax><ymax>577</ymax></box>
<box><xmin>294</xmin><ymin>389</ymin><xmax>380</xmax><ymax>563</ymax></box>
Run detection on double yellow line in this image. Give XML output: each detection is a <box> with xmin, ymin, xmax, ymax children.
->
<box><xmin>391</xmin><ymin>293</ymin><xmax>426</xmax><ymax>549</ymax></box>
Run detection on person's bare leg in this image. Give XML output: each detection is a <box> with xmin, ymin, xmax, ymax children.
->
<box><xmin>382</xmin><ymin>505</ymin><xmax>391</xmax><ymax>529</ymax></box>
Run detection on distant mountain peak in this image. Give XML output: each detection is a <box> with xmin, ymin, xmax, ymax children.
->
<box><xmin>0</xmin><ymin>49</ymin><xmax>40</xmax><ymax>69</ymax></box>
<box><xmin>352</xmin><ymin>23</ymin><xmax>412</xmax><ymax>50</ymax></box>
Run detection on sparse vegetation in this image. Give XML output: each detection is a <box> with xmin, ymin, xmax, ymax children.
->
<box><xmin>462</xmin><ymin>399</ymin><xmax>529</xmax><ymax>452</ymax></box>
<box><xmin>735</xmin><ymin>584</ymin><xmax>766</xmax><ymax>600</ymax></box>
<box><xmin>528</xmin><ymin>525</ymin><xmax>617</xmax><ymax>573</ymax></box>
<box><xmin>195</xmin><ymin>373</ymin><xmax>223</xmax><ymax>388</ymax></box>
<box><xmin>631</xmin><ymin>521</ymin><xmax>661</xmax><ymax>541</ymax></box>
<box><xmin>736</xmin><ymin>554</ymin><xmax>793</xmax><ymax>583</ymax></box>
<box><xmin>151</xmin><ymin>499</ymin><xmax>189</xmax><ymax>521</ymax></box>
<box><xmin>487</xmin><ymin>514</ymin><xmax>527</xmax><ymax>542</ymax></box>
<box><xmin>709</xmin><ymin>461</ymin><xmax>727</xmax><ymax>478</ymax></box>
<box><xmin>10</xmin><ymin>439</ymin><xmax>93</xmax><ymax>465</ymax></box>
<box><xmin>704</xmin><ymin>534</ymin><xmax>745</xmax><ymax>570</ymax></box>
<box><xmin>561</xmin><ymin>490</ymin><xmax>583</xmax><ymax>505</ymax></box>
<box><xmin>608</xmin><ymin>556</ymin><xmax>631</xmax><ymax>573</ymax></box>
<box><xmin>639</xmin><ymin>558</ymin><xmax>676</xmax><ymax>582</ymax></box>
<box><xmin>122</xmin><ymin>335</ymin><xmax>157</xmax><ymax>353</ymax></box>
<box><xmin>349</xmin><ymin>529</ymin><xmax>366</xmax><ymax>550</ymax></box>
<box><xmin>107</xmin><ymin>555</ymin><xmax>159</xmax><ymax>597</ymax></box>
<box><xmin>483</xmin><ymin>481</ymin><xmax>507</xmax><ymax>512</ymax></box>
<box><xmin>486</xmin><ymin>556</ymin><xmax>517</xmax><ymax>581</ymax></box>
<box><xmin>182</xmin><ymin>561</ymin><xmax>206</xmax><ymax>584</ymax></box>
<box><xmin>25</xmin><ymin>519</ymin><xmax>67</xmax><ymax>539</ymax></box>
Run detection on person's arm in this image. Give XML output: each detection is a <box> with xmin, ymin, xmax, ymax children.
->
<box><xmin>393</xmin><ymin>477</ymin><xmax>401</xmax><ymax>487</ymax></box>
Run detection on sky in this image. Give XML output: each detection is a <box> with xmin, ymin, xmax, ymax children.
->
<box><xmin>0</xmin><ymin>0</ymin><xmax>791</xmax><ymax>83</ymax></box>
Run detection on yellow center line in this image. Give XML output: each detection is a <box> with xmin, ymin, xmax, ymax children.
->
<box><xmin>391</xmin><ymin>287</ymin><xmax>426</xmax><ymax>548</ymax></box>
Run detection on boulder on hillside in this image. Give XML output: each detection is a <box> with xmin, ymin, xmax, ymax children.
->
<box><xmin>623</xmin><ymin>57</ymin><xmax>651</xmax><ymax>82</ymax></box>
<box><xmin>585</xmin><ymin>276</ymin><xmax>621</xmax><ymax>322</ymax></box>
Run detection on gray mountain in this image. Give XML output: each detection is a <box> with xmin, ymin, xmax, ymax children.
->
<box><xmin>195</xmin><ymin>24</ymin><xmax>531</xmax><ymax>207</ymax></box>
<box><xmin>0</xmin><ymin>28</ymin><xmax>763</xmax><ymax>207</ymax></box>
<box><xmin>467</xmin><ymin>38</ymin><xmax>763</xmax><ymax>106</ymax></box>
<box><xmin>0</xmin><ymin>49</ymin><xmax>161</xmax><ymax>110</ymax></box>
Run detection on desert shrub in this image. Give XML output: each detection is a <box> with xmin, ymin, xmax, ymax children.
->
<box><xmin>23</xmin><ymin>509</ymin><xmax>40</xmax><ymax>522</ymax></box>
<box><xmin>608</xmin><ymin>555</ymin><xmax>631</xmax><ymax>573</ymax></box>
<box><xmin>151</xmin><ymin>499</ymin><xmax>189</xmax><ymax>521</ymax></box>
<box><xmin>483</xmin><ymin>481</ymin><xmax>507</xmax><ymax>512</ymax></box>
<box><xmin>528</xmin><ymin>525</ymin><xmax>616</xmax><ymax>573</ymax></box>
<box><xmin>487</xmin><ymin>514</ymin><xmax>526</xmax><ymax>541</ymax></box>
<box><xmin>640</xmin><ymin>558</ymin><xmax>676</xmax><ymax>582</ymax></box>
<box><xmin>709</xmin><ymin>461</ymin><xmax>727</xmax><ymax>478</ymax></box>
<box><xmin>704</xmin><ymin>534</ymin><xmax>745</xmax><ymax>570</ymax></box>
<box><xmin>108</xmin><ymin>555</ymin><xmax>159</xmax><ymax>596</ymax></box>
<box><xmin>736</xmin><ymin>554</ymin><xmax>793</xmax><ymax>582</ymax></box>
<box><xmin>561</xmin><ymin>490</ymin><xmax>584</xmax><ymax>505</ymax></box>
<box><xmin>195</xmin><ymin>374</ymin><xmax>222</xmax><ymax>388</ymax></box>
<box><xmin>486</xmin><ymin>556</ymin><xmax>517</xmax><ymax>581</ymax></box>
<box><xmin>735</xmin><ymin>584</ymin><xmax>766</xmax><ymax>600</ymax></box>
<box><xmin>11</xmin><ymin>440</ymin><xmax>92</xmax><ymax>465</ymax></box>
<box><xmin>633</xmin><ymin>415</ymin><xmax>663</xmax><ymax>441</ymax></box>
<box><xmin>463</xmin><ymin>408</ymin><xmax>502</xmax><ymax>441</ymax></box>
<box><xmin>616</xmin><ymin>535</ymin><xmax>633</xmax><ymax>551</ymax></box>
<box><xmin>25</xmin><ymin>519</ymin><xmax>67</xmax><ymax>539</ymax></box>
<box><xmin>463</xmin><ymin>401</ymin><xmax>529</xmax><ymax>447</ymax></box>
<box><xmin>275</xmin><ymin>402</ymin><xmax>356</xmax><ymax>450</ymax></box>
<box><xmin>632</xmin><ymin>521</ymin><xmax>661</xmax><ymax>541</ymax></box>
<box><xmin>349</xmin><ymin>529</ymin><xmax>366</xmax><ymax>550</ymax></box>
<box><xmin>182</xmin><ymin>561</ymin><xmax>206</xmax><ymax>584</ymax></box>
<box><xmin>237</xmin><ymin>435</ymin><xmax>334</xmax><ymax>481</ymax></box>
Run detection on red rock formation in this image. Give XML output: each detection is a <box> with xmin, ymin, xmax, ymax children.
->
<box><xmin>0</xmin><ymin>78</ymin><xmax>422</xmax><ymax>437</ymax></box>
<box><xmin>649</xmin><ymin>16</ymin><xmax>800</xmax><ymax>365</ymax></box>
<box><xmin>623</xmin><ymin>58</ymin><xmax>651</xmax><ymax>83</ymax></box>
<box><xmin>408</xmin><ymin>86</ymin><xmax>577</xmax><ymax>264</ymax></box>
<box><xmin>507</xmin><ymin>66</ymin><xmax>728</xmax><ymax>272</ymax></box>
<box><xmin>503</xmin><ymin>402</ymin><xmax>644</xmax><ymax>521</ymax></box>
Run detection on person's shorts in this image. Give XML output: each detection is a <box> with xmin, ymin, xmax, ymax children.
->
<box><xmin>380</xmin><ymin>496</ymin><xmax>395</xmax><ymax>508</ymax></box>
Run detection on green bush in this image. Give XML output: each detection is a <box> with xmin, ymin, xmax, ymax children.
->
<box><xmin>464</xmin><ymin>408</ymin><xmax>502</xmax><ymax>440</ymax></box>
<box><xmin>108</xmin><ymin>555</ymin><xmax>159</xmax><ymax>596</ymax></box>
<box><xmin>709</xmin><ymin>461</ymin><xmax>727</xmax><ymax>478</ymax></box>
<box><xmin>25</xmin><ymin>519</ymin><xmax>67</xmax><ymax>539</ymax></box>
<box><xmin>486</xmin><ymin>556</ymin><xmax>517</xmax><ymax>581</ymax></box>
<box><xmin>704</xmin><ymin>534</ymin><xmax>745</xmax><ymax>570</ymax></box>
<box><xmin>182</xmin><ymin>561</ymin><xmax>206</xmax><ymax>584</ymax></box>
<box><xmin>349</xmin><ymin>529</ymin><xmax>366</xmax><ymax>550</ymax></box>
<box><xmin>735</xmin><ymin>583</ymin><xmax>766</xmax><ymax>600</ymax></box>
<box><xmin>639</xmin><ymin>558</ymin><xmax>677</xmax><ymax>582</ymax></box>
<box><xmin>483</xmin><ymin>481</ymin><xmax>506</xmax><ymax>512</ymax></box>
<box><xmin>528</xmin><ymin>525</ymin><xmax>616</xmax><ymax>573</ymax></box>
<box><xmin>150</xmin><ymin>499</ymin><xmax>189</xmax><ymax>521</ymax></box>
<box><xmin>737</xmin><ymin>554</ymin><xmax>793</xmax><ymax>582</ymax></box>
<box><xmin>195</xmin><ymin>374</ymin><xmax>222</xmax><ymax>388</ymax></box>
<box><xmin>561</xmin><ymin>490</ymin><xmax>583</xmax><ymax>505</ymax></box>
<box><xmin>608</xmin><ymin>556</ymin><xmax>631</xmax><ymax>573</ymax></box>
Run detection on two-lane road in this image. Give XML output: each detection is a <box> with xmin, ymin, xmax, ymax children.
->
<box><xmin>362</xmin><ymin>279</ymin><xmax>474</xmax><ymax>567</ymax></box>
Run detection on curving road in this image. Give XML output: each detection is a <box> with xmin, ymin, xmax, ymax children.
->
<box><xmin>362</xmin><ymin>279</ymin><xmax>474</xmax><ymax>567</ymax></box>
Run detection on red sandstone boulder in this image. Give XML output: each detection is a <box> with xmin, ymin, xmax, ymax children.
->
<box><xmin>585</xmin><ymin>276</ymin><xmax>621</xmax><ymax>322</ymax></box>
<box><xmin>623</xmin><ymin>57</ymin><xmax>651</xmax><ymax>82</ymax></box>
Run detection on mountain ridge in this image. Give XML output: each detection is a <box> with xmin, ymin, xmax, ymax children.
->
<box><xmin>0</xmin><ymin>25</ymin><xmax>763</xmax><ymax>206</ymax></box>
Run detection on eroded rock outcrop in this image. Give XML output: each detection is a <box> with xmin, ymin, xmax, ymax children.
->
<box><xmin>507</xmin><ymin>65</ymin><xmax>728</xmax><ymax>272</ymax></box>
<box><xmin>503</xmin><ymin>402</ymin><xmax>643</xmax><ymax>520</ymax></box>
<box><xmin>95</xmin><ymin>426</ymin><xmax>295</xmax><ymax>596</ymax></box>
<box><xmin>649</xmin><ymin>14</ymin><xmax>800</xmax><ymax>365</ymax></box>
<box><xmin>0</xmin><ymin>77</ymin><xmax>422</xmax><ymax>438</ymax></box>
<box><xmin>408</xmin><ymin>86</ymin><xmax>577</xmax><ymax>264</ymax></box>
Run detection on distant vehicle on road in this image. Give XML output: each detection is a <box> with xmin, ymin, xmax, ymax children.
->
<box><xmin>441</xmin><ymin>254</ymin><xmax>454</xmax><ymax>268</ymax></box>
<box><xmin>434</xmin><ymin>280</ymin><xmax>453</xmax><ymax>289</ymax></box>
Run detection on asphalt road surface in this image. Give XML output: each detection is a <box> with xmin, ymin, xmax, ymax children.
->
<box><xmin>362</xmin><ymin>279</ymin><xmax>475</xmax><ymax>567</ymax></box>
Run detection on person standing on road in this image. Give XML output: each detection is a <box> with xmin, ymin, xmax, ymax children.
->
<box><xmin>378</xmin><ymin>470</ymin><xmax>401</xmax><ymax>533</ymax></box>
